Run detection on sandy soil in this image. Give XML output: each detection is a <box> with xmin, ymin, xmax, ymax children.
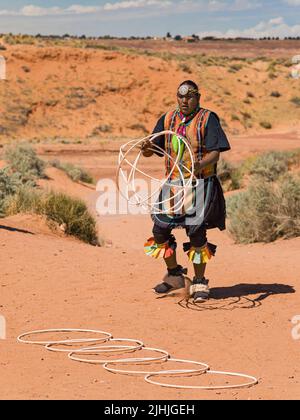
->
<box><xmin>0</xmin><ymin>41</ymin><xmax>300</xmax><ymax>142</ymax></box>
<box><xmin>0</xmin><ymin>140</ymin><xmax>300</xmax><ymax>400</ymax></box>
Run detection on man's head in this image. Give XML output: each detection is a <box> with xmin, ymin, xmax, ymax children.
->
<box><xmin>177</xmin><ymin>80</ymin><xmax>200</xmax><ymax>116</ymax></box>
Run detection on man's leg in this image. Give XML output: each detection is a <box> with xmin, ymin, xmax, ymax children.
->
<box><xmin>185</xmin><ymin>226</ymin><xmax>216</xmax><ymax>302</ymax></box>
<box><xmin>193</xmin><ymin>261</ymin><xmax>207</xmax><ymax>280</ymax></box>
<box><xmin>144</xmin><ymin>224</ymin><xmax>187</xmax><ymax>293</ymax></box>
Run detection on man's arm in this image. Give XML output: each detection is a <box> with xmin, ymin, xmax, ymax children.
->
<box><xmin>141</xmin><ymin>114</ymin><xmax>166</xmax><ymax>158</ymax></box>
<box><xmin>195</xmin><ymin>150</ymin><xmax>220</xmax><ymax>175</ymax></box>
<box><xmin>194</xmin><ymin>112</ymin><xmax>228</xmax><ymax>175</ymax></box>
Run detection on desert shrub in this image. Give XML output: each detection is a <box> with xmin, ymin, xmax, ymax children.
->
<box><xmin>227</xmin><ymin>174</ymin><xmax>300</xmax><ymax>243</ymax></box>
<box><xmin>218</xmin><ymin>159</ymin><xmax>242</xmax><ymax>191</ymax></box>
<box><xmin>290</xmin><ymin>96</ymin><xmax>300</xmax><ymax>107</ymax></box>
<box><xmin>22</xmin><ymin>66</ymin><xmax>31</xmax><ymax>73</ymax></box>
<box><xmin>43</xmin><ymin>191</ymin><xmax>98</xmax><ymax>244</ymax></box>
<box><xmin>246</xmin><ymin>151</ymin><xmax>295</xmax><ymax>182</ymax></box>
<box><xmin>5</xmin><ymin>187</ymin><xmax>99</xmax><ymax>245</ymax></box>
<box><xmin>0</xmin><ymin>168</ymin><xmax>23</xmax><ymax>216</ymax></box>
<box><xmin>228</xmin><ymin>63</ymin><xmax>243</xmax><ymax>73</ymax></box>
<box><xmin>91</xmin><ymin>124</ymin><xmax>112</xmax><ymax>135</ymax></box>
<box><xmin>241</xmin><ymin>112</ymin><xmax>251</xmax><ymax>120</ymax></box>
<box><xmin>4</xmin><ymin>144</ymin><xmax>46</xmax><ymax>183</ymax></box>
<box><xmin>178</xmin><ymin>63</ymin><xmax>192</xmax><ymax>74</ymax></box>
<box><xmin>268</xmin><ymin>71</ymin><xmax>277</xmax><ymax>79</ymax></box>
<box><xmin>51</xmin><ymin>160</ymin><xmax>94</xmax><ymax>184</ymax></box>
<box><xmin>129</xmin><ymin>123</ymin><xmax>148</xmax><ymax>134</ymax></box>
<box><xmin>4</xmin><ymin>185</ymin><xmax>43</xmax><ymax>216</ymax></box>
<box><xmin>260</xmin><ymin>121</ymin><xmax>272</xmax><ymax>129</ymax></box>
<box><xmin>270</xmin><ymin>91</ymin><xmax>281</xmax><ymax>98</ymax></box>
<box><xmin>231</xmin><ymin>114</ymin><xmax>240</xmax><ymax>121</ymax></box>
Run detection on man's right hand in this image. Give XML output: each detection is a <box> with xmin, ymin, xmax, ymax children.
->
<box><xmin>141</xmin><ymin>139</ymin><xmax>154</xmax><ymax>157</ymax></box>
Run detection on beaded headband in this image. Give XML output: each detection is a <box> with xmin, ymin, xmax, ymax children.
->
<box><xmin>178</xmin><ymin>84</ymin><xmax>199</xmax><ymax>96</ymax></box>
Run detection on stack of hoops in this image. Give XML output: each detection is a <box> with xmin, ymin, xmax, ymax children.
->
<box><xmin>117</xmin><ymin>130</ymin><xmax>201</xmax><ymax>214</ymax></box>
<box><xmin>17</xmin><ymin>328</ymin><xmax>258</xmax><ymax>391</ymax></box>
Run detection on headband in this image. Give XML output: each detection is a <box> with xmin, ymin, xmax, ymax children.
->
<box><xmin>178</xmin><ymin>84</ymin><xmax>199</xmax><ymax>96</ymax></box>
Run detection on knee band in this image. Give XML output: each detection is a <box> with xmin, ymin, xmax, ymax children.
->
<box><xmin>183</xmin><ymin>242</ymin><xmax>217</xmax><ymax>264</ymax></box>
<box><xmin>144</xmin><ymin>235</ymin><xmax>177</xmax><ymax>259</ymax></box>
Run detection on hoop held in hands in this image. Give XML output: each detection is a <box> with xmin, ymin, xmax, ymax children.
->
<box><xmin>117</xmin><ymin>131</ymin><xmax>200</xmax><ymax>215</ymax></box>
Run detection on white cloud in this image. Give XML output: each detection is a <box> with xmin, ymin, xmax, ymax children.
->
<box><xmin>284</xmin><ymin>0</ymin><xmax>300</xmax><ymax>5</ymax></box>
<box><xmin>0</xmin><ymin>0</ymin><xmax>262</xmax><ymax>17</ymax></box>
<box><xmin>67</xmin><ymin>5</ymin><xmax>102</xmax><ymax>14</ymax></box>
<box><xmin>103</xmin><ymin>0</ymin><xmax>172</xmax><ymax>11</ymax></box>
<box><xmin>21</xmin><ymin>5</ymin><xmax>65</xmax><ymax>16</ymax></box>
<box><xmin>0</xmin><ymin>1</ymin><xmax>173</xmax><ymax>17</ymax></box>
<box><xmin>197</xmin><ymin>16</ymin><xmax>300</xmax><ymax>38</ymax></box>
<box><xmin>176</xmin><ymin>0</ymin><xmax>261</xmax><ymax>12</ymax></box>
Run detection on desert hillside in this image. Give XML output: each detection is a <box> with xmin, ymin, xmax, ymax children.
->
<box><xmin>0</xmin><ymin>37</ymin><xmax>300</xmax><ymax>141</ymax></box>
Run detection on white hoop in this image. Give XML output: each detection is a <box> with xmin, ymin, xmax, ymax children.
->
<box><xmin>145</xmin><ymin>369</ymin><xmax>258</xmax><ymax>390</ymax></box>
<box><xmin>17</xmin><ymin>328</ymin><xmax>112</xmax><ymax>346</ymax></box>
<box><xmin>103</xmin><ymin>357</ymin><xmax>209</xmax><ymax>376</ymax></box>
<box><xmin>46</xmin><ymin>338</ymin><xmax>144</xmax><ymax>354</ymax></box>
<box><xmin>68</xmin><ymin>346</ymin><xmax>169</xmax><ymax>365</ymax></box>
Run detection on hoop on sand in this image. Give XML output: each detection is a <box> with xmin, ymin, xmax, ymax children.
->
<box><xmin>145</xmin><ymin>369</ymin><xmax>258</xmax><ymax>390</ymax></box>
<box><xmin>45</xmin><ymin>338</ymin><xmax>145</xmax><ymax>354</ymax></box>
<box><xmin>103</xmin><ymin>357</ymin><xmax>209</xmax><ymax>376</ymax></box>
<box><xmin>17</xmin><ymin>328</ymin><xmax>112</xmax><ymax>346</ymax></box>
<box><xmin>18</xmin><ymin>327</ymin><xmax>258</xmax><ymax>391</ymax></box>
<box><xmin>68</xmin><ymin>346</ymin><xmax>169</xmax><ymax>365</ymax></box>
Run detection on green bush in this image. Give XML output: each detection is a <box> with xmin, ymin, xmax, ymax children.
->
<box><xmin>4</xmin><ymin>144</ymin><xmax>46</xmax><ymax>183</ymax></box>
<box><xmin>290</xmin><ymin>96</ymin><xmax>300</xmax><ymax>107</ymax></box>
<box><xmin>43</xmin><ymin>191</ymin><xmax>98</xmax><ymax>245</ymax></box>
<box><xmin>51</xmin><ymin>160</ymin><xmax>94</xmax><ymax>184</ymax></box>
<box><xmin>270</xmin><ymin>91</ymin><xmax>281</xmax><ymax>98</ymax></box>
<box><xmin>260</xmin><ymin>121</ymin><xmax>272</xmax><ymax>129</ymax></box>
<box><xmin>4</xmin><ymin>185</ymin><xmax>43</xmax><ymax>216</ymax></box>
<box><xmin>227</xmin><ymin>175</ymin><xmax>300</xmax><ymax>243</ymax></box>
<box><xmin>246</xmin><ymin>151</ymin><xmax>294</xmax><ymax>182</ymax></box>
<box><xmin>217</xmin><ymin>159</ymin><xmax>242</xmax><ymax>192</ymax></box>
<box><xmin>228</xmin><ymin>64</ymin><xmax>243</xmax><ymax>73</ymax></box>
<box><xmin>178</xmin><ymin>63</ymin><xmax>192</xmax><ymax>74</ymax></box>
<box><xmin>5</xmin><ymin>187</ymin><xmax>99</xmax><ymax>245</ymax></box>
<box><xmin>0</xmin><ymin>168</ymin><xmax>24</xmax><ymax>216</ymax></box>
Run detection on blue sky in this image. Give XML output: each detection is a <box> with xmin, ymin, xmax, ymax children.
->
<box><xmin>0</xmin><ymin>0</ymin><xmax>299</xmax><ymax>38</ymax></box>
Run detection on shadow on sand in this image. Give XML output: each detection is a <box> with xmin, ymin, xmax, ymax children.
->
<box><xmin>0</xmin><ymin>225</ymin><xmax>34</xmax><ymax>235</ymax></box>
<box><xmin>177</xmin><ymin>282</ymin><xmax>295</xmax><ymax>311</ymax></box>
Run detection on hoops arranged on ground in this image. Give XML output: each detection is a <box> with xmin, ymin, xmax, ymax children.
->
<box><xmin>17</xmin><ymin>328</ymin><xmax>258</xmax><ymax>392</ymax></box>
<box><xmin>117</xmin><ymin>130</ymin><xmax>200</xmax><ymax>214</ymax></box>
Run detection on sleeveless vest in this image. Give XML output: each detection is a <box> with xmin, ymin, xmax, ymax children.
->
<box><xmin>163</xmin><ymin>108</ymin><xmax>217</xmax><ymax>179</ymax></box>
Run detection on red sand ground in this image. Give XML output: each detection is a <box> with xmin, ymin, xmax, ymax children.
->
<box><xmin>0</xmin><ymin>134</ymin><xmax>300</xmax><ymax>400</ymax></box>
<box><xmin>1</xmin><ymin>42</ymin><xmax>300</xmax><ymax>141</ymax></box>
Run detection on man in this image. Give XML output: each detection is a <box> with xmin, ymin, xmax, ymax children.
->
<box><xmin>142</xmin><ymin>80</ymin><xmax>230</xmax><ymax>302</ymax></box>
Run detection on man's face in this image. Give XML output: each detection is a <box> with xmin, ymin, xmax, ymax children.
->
<box><xmin>177</xmin><ymin>86</ymin><xmax>200</xmax><ymax>116</ymax></box>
